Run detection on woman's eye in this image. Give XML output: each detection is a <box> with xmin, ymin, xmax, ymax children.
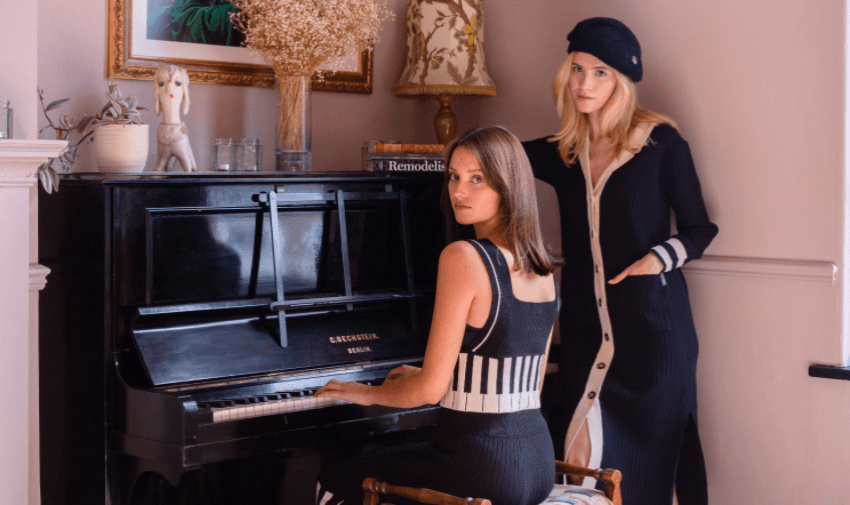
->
<box><xmin>158</xmin><ymin>82</ymin><xmax>165</xmax><ymax>87</ymax></box>
<box><xmin>448</xmin><ymin>173</ymin><xmax>459</xmax><ymax>181</ymax></box>
<box><xmin>472</xmin><ymin>176</ymin><xmax>483</xmax><ymax>183</ymax></box>
<box><xmin>595</xmin><ymin>70</ymin><xmax>608</xmax><ymax>78</ymax></box>
<box><xmin>175</xmin><ymin>81</ymin><xmax>182</xmax><ymax>86</ymax></box>
<box><xmin>572</xmin><ymin>66</ymin><xmax>582</xmax><ymax>73</ymax></box>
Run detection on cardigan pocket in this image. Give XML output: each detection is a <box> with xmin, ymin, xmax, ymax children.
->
<box><xmin>605</xmin><ymin>274</ymin><xmax>671</xmax><ymax>333</ymax></box>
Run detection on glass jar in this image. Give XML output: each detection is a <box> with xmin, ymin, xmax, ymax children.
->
<box><xmin>237</xmin><ymin>138</ymin><xmax>262</xmax><ymax>171</ymax></box>
<box><xmin>212</xmin><ymin>138</ymin><xmax>235</xmax><ymax>171</ymax></box>
<box><xmin>0</xmin><ymin>100</ymin><xmax>12</xmax><ymax>139</ymax></box>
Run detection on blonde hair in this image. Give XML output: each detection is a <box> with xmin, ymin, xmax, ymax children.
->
<box><xmin>442</xmin><ymin>126</ymin><xmax>563</xmax><ymax>276</ymax></box>
<box><xmin>550</xmin><ymin>52</ymin><xmax>677</xmax><ymax>164</ymax></box>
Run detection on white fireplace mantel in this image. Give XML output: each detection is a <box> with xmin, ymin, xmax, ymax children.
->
<box><xmin>0</xmin><ymin>139</ymin><xmax>67</xmax><ymax>181</ymax></box>
<box><xmin>0</xmin><ymin>138</ymin><xmax>66</xmax><ymax>505</ymax></box>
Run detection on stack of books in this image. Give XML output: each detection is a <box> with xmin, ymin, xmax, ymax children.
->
<box><xmin>363</xmin><ymin>142</ymin><xmax>445</xmax><ymax>173</ymax></box>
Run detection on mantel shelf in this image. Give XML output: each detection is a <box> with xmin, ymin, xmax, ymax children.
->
<box><xmin>0</xmin><ymin>139</ymin><xmax>67</xmax><ymax>181</ymax></box>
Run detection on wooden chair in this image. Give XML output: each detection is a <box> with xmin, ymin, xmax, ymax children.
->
<box><xmin>361</xmin><ymin>460</ymin><xmax>622</xmax><ymax>505</ymax></box>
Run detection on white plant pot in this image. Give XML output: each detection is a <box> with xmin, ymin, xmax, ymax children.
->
<box><xmin>93</xmin><ymin>124</ymin><xmax>149</xmax><ymax>173</ymax></box>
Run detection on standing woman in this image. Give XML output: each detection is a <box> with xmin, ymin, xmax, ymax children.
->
<box><xmin>315</xmin><ymin>126</ymin><xmax>563</xmax><ymax>505</ymax></box>
<box><xmin>523</xmin><ymin>17</ymin><xmax>718</xmax><ymax>505</ymax></box>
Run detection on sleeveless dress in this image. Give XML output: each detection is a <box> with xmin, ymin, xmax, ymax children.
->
<box><xmin>316</xmin><ymin>239</ymin><xmax>561</xmax><ymax>505</ymax></box>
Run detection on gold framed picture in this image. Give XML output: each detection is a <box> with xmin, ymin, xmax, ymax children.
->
<box><xmin>108</xmin><ymin>0</ymin><xmax>373</xmax><ymax>93</ymax></box>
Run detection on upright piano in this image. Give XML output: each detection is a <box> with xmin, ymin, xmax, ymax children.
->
<box><xmin>38</xmin><ymin>172</ymin><xmax>447</xmax><ymax>505</ymax></box>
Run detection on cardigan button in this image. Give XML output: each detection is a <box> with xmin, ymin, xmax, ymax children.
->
<box><xmin>588</xmin><ymin>391</ymin><xmax>596</xmax><ymax>399</ymax></box>
<box><xmin>597</xmin><ymin>363</ymin><xmax>606</xmax><ymax>369</ymax></box>
<box><xmin>598</xmin><ymin>299</ymin><xmax>602</xmax><ymax>307</ymax></box>
<box><xmin>604</xmin><ymin>333</ymin><xmax>610</xmax><ymax>341</ymax></box>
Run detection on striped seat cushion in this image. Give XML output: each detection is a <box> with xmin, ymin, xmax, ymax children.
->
<box><xmin>539</xmin><ymin>484</ymin><xmax>613</xmax><ymax>505</ymax></box>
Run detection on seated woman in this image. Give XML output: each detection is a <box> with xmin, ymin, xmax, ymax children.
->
<box><xmin>314</xmin><ymin>126</ymin><xmax>563</xmax><ymax>505</ymax></box>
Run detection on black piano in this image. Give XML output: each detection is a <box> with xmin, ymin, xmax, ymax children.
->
<box><xmin>38</xmin><ymin>172</ymin><xmax>447</xmax><ymax>505</ymax></box>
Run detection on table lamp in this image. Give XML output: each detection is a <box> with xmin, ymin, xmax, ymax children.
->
<box><xmin>394</xmin><ymin>0</ymin><xmax>497</xmax><ymax>144</ymax></box>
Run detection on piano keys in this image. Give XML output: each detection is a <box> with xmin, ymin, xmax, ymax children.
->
<box><xmin>38</xmin><ymin>172</ymin><xmax>447</xmax><ymax>505</ymax></box>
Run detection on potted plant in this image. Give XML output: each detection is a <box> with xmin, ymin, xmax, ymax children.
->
<box><xmin>36</xmin><ymin>87</ymin><xmax>96</xmax><ymax>193</ymax></box>
<box><xmin>91</xmin><ymin>78</ymin><xmax>149</xmax><ymax>173</ymax></box>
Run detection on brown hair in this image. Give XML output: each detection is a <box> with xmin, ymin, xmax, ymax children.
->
<box><xmin>441</xmin><ymin>126</ymin><xmax>563</xmax><ymax>276</ymax></box>
<box><xmin>550</xmin><ymin>52</ymin><xmax>677</xmax><ymax>164</ymax></box>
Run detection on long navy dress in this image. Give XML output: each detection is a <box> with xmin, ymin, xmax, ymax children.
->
<box><xmin>316</xmin><ymin>239</ymin><xmax>560</xmax><ymax>505</ymax></box>
<box><xmin>523</xmin><ymin>123</ymin><xmax>717</xmax><ymax>505</ymax></box>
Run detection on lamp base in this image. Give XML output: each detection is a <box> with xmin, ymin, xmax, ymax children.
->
<box><xmin>434</xmin><ymin>94</ymin><xmax>457</xmax><ymax>145</ymax></box>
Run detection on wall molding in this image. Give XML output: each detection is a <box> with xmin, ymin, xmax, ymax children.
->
<box><xmin>683</xmin><ymin>254</ymin><xmax>838</xmax><ymax>284</ymax></box>
<box><xmin>29</xmin><ymin>264</ymin><xmax>50</xmax><ymax>292</ymax></box>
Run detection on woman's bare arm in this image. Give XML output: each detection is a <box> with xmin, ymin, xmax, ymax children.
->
<box><xmin>316</xmin><ymin>241</ymin><xmax>484</xmax><ymax>408</ymax></box>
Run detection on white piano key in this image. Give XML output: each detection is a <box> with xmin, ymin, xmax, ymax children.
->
<box><xmin>453</xmin><ymin>353</ymin><xmax>468</xmax><ymax>411</ymax></box>
<box><xmin>466</xmin><ymin>355</ymin><xmax>484</xmax><ymax>413</ymax></box>
<box><xmin>500</xmin><ymin>357</ymin><xmax>512</xmax><ymax>413</ymax></box>
<box><xmin>441</xmin><ymin>369</ymin><xmax>456</xmax><ymax>407</ymax></box>
<box><xmin>483</xmin><ymin>357</ymin><xmax>499</xmax><ymax>413</ymax></box>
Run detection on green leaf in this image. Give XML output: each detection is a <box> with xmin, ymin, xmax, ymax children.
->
<box><xmin>45</xmin><ymin>98</ymin><xmax>70</xmax><ymax>111</ymax></box>
<box><xmin>76</xmin><ymin>116</ymin><xmax>94</xmax><ymax>133</ymax></box>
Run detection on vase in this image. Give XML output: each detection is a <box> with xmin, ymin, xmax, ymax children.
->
<box><xmin>275</xmin><ymin>75</ymin><xmax>312</xmax><ymax>172</ymax></box>
<box><xmin>93</xmin><ymin>124</ymin><xmax>149</xmax><ymax>173</ymax></box>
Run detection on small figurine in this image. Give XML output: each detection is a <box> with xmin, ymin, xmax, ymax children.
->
<box><xmin>153</xmin><ymin>65</ymin><xmax>197</xmax><ymax>172</ymax></box>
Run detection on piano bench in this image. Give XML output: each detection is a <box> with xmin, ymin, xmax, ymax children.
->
<box><xmin>361</xmin><ymin>460</ymin><xmax>621</xmax><ymax>505</ymax></box>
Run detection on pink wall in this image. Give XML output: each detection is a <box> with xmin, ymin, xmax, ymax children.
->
<box><xmin>0</xmin><ymin>1</ymin><xmax>38</xmax><ymax>139</ymax></box>
<box><xmin>31</xmin><ymin>0</ymin><xmax>850</xmax><ymax>503</ymax></box>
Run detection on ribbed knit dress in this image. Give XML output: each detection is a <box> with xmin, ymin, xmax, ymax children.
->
<box><xmin>523</xmin><ymin>124</ymin><xmax>718</xmax><ymax>505</ymax></box>
<box><xmin>316</xmin><ymin>239</ymin><xmax>560</xmax><ymax>505</ymax></box>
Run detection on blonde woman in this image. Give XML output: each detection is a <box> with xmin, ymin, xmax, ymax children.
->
<box><xmin>315</xmin><ymin>126</ymin><xmax>562</xmax><ymax>505</ymax></box>
<box><xmin>523</xmin><ymin>17</ymin><xmax>718</xmax><ymax>505</ymax></box>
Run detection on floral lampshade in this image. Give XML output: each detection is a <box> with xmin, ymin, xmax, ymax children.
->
<box><xmin>394</xmin><ymin>0</ymin><xmax>497</xmax><ymax>144</ymax></box>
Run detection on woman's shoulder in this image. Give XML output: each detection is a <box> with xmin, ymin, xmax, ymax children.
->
<box><xmin>521</xmin><ymin>136</ymin><xmax>561</xmax><ymax>157</ymax></box>
<box><xmin>438</xmin><ymin>241</ymin><xmax>490</xmax><ymax>289</ymax></box>
<box><xmin>647</xmin><ymin>122</ymin><xmax>687</xmax><ymax>148</ymax></box>
<box><xmin>440</xmin><ymin>240</ymin><xmax>487</xmax><ymax>270</ymax></box>
<box><xmin>521</xmin><ymin>136</ymin><xmax>574</xmax><ymax>179</ymax></box>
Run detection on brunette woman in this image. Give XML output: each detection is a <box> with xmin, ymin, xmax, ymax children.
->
<box><xmin>522</xmin><ymin>17</ymin><xmax>718</xmax><ymax>505</ymax></box>
<box><xmin>314</xmin><ymin>126</ymin><xmax>563</xmax><ymax>505</ymax></box>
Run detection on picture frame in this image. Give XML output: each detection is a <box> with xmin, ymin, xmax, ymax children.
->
<box><xmin>107</xmin><ymin>0</ymin><xmax>373</xmax><ymax>93</ymax></box>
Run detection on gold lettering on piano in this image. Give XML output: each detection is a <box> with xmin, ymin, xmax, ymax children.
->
<box><xmin>328</xmin><ymin>333</ymin><xmax>380</xmax><ymax>344</ymax></box>
<box><xmin>347</xmin><ymin>346</ymin><xmax>373</xmax><ymax>354</ymax></box>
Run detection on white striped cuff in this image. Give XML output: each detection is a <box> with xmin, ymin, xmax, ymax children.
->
<box><xmin>651</xmin><ymin>237</ymin><xmax>688</xmax><ymax>272</ymax></box>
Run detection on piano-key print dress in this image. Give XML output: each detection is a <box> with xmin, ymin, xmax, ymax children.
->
<box><xmin>316</xmin><ymin>239</ymin><xmax>560</xmax><ymax>505</ymax></box>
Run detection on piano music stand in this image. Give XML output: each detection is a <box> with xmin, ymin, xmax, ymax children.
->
<box><xmin>259</xmin><ymin>186</ymin><xmax>420</xmax><ymax>347</ymax></box>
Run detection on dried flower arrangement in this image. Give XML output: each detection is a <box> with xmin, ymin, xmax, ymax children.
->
<box><xmin>230</xmin><ymin>0</ymin><xmax>393</xmax><ymax>153</ymax></box>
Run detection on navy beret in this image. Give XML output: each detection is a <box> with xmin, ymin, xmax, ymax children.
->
<box><xmin>567</xmin><ymin>17</ymin><xmax>642</xmax><ymax>83</ymax></box>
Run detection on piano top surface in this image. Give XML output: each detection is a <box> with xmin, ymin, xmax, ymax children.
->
<box><xmin>58</xmin><ymin>171</ymin><xmax>442</xmax><ymax>185</ymax></box>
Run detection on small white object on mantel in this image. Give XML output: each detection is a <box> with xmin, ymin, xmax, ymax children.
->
<box><xmin>153</xmin><ymin>65</ymin><xmax>197</xmax><ymax>172</ymax></box>
<box><xmin>0</xmin><ymin>138</ymin><xmax>66</xmax><ymax>505</ymax></box>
